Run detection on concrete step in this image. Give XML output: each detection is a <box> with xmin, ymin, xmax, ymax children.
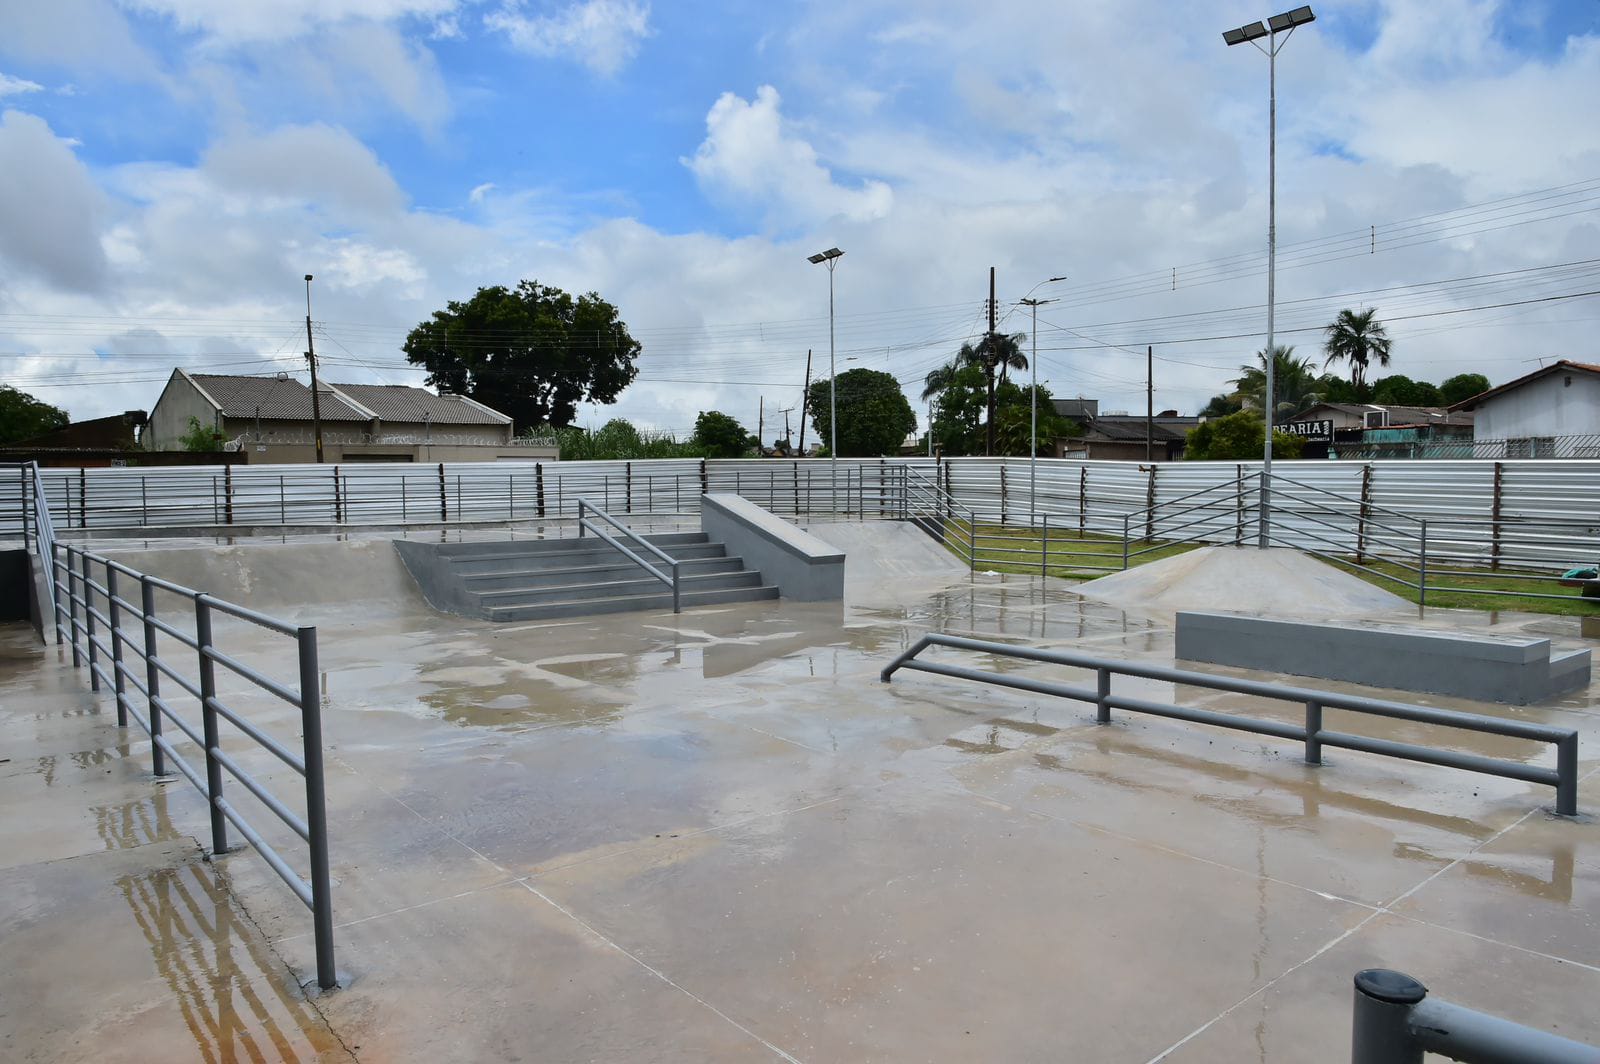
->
<box><xmin>476</xmin><ymin>570</ymin><xmax>765</xmax><ymax>608</ymax></box>
<box><xmin>485</xmin><ymin>583</ymin><xmax>780</xmax><ymax>622</ymax></box>
<box><xmin>448</xmin><ymin>540</ymin><xmax>727</xmax><ymax>576</ymax></box>
<box><xmin>430</xmin><ymin>531</ymin><xmax>709</xmax><ymax>560</ymax></box>
<box><xmin>461</xmin><ymin>555</ymin><xmax>746</xmax><ymax>592</ymax></box>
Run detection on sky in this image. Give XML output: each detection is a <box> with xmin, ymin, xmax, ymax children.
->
<box><xmin>1</xmin><ymin>0</ymin><xmax>1598</xmax><ymax>441</ymax></box>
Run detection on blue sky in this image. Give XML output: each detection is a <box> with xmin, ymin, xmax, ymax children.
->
<box><xmin>2</xmin><ymin>0</ymin><xmax>1598</xmax><ymax>435</ymax></box>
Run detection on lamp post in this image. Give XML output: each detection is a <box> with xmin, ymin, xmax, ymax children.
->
<box><xmin>303</xmin><ymin>274</ymin><xmax>325</xmax><ymax>464</ymax></box>
<box><xmin>1224</xmin><ymin>4</ymin><xmax>1314</xmax><ymax>548</ymax></box>
<box><xmin>1020</xmin><ymin>275</ymin><xmax>1067</xmax><ymax>525</ymax></box>
<box><xmin>807</xmin><ymin>247</ymin><xmax>844</xmax><ymax>513</ymax></box>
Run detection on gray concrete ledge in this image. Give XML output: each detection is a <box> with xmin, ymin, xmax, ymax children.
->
<box><xmin>1175</xmin><ymin>610</ymin><xmax>1591</xmax><ymax>705</ymax></box>
<box><xmin>702</xmin><ymin>493</ymin><xmax>845</xmax><ymax>601</ymax></box>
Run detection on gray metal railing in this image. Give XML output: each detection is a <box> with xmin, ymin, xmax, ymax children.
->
<box><xmin>880</xmin><ymin>634</ymin><xmax>1579</xmax><ymax>816</ymax></box>
<box><xmin>52</xmin><ymin>540</ymin><xmax>338</xmax><ymax>989</ymax></box>
<box><xmin>899</xmin><ymin>466</ymin><xmax>977</xmax><ymax>571</ymax></box>
<box><xmin>1120</xmin><ymin>473</ymin><xmax>1257</xmax><ymax>567</ymax></box>
<box><xmin>1351</xmin><ymin>969</ymin><xmax>1598</xmax><ymax>1062</ymax></box>
<box><xmin>577</xmin><ymin>497</ymin><xmax>682</xmax><ymax>613</ymax></box>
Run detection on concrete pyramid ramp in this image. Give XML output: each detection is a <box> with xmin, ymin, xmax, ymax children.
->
<box><xmin>1073</xmin><ymin>545</ymin><xmax>1413</xmax><ymax>619</ymax></box>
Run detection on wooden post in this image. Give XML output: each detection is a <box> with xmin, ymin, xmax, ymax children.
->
<box><xmin>1355</xmin><ymin>463</ymin><xmax>1374</xmax><ymax>564</ymax></box>
<box><xmin>438</xmin><ymin>462</ymin><xmax>448</xmax><ymax>521</ymax></box>
<box><xmin>224</xmin><ymin>464</ymin><xmax>234</xmax><ymax>525</ymax></box>
<box><xmin>625</xmin><ymin>461</ymin><xmax>632</xmax><ymax>514</ymax></box>
<box><xmin>699</xmin><ymin>459</ymin><xmax>708</xmax><ymax>496</ymax></box>
<box><xmin>536</xmin><ymin>462</ymin><xmax>546</xmax><ymax>517</ymax></box>
<box><xmin>333</xmin><ymin>465</ymin><xmax>344</xmax><ymax>523</ymax></box>
<box><xmin>1145</xmin><ymin>464</ymin><xmax>1157</xmax><ymax>543</ymax></box>
<box><xmin>78</xmin><ymin>468</ymin><xmax>87</xmax><ymax>529</ymax></box>
<box><xmin>1078</xmin><ymin>465</ymin><xmax>1088</xmax><ymax>536</ymax></box>
<box><xmin>1490</xmin><ymin>461</ymin><xmax>1504</xmax><ymax>571</ymax></box>
<box><xmin>1000</xmin><ymin>463</ymin><xmax>1008</xmax><ymax>526</ymax></box>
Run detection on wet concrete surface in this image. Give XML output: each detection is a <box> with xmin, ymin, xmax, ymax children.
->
<box><xmin>3</xmin><ymin>534</ymin><xmax>1598</xmax><ymax>1062</ymax></box>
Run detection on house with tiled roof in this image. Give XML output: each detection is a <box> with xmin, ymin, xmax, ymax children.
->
<box><xmin>147</xmin><ymin>370</ymin><xmax>557</xmax><ymax>463</ymax></box>
<box><xmin>1446</xmin><ymin>361</ymin><xmax>1600</xmax><ymax>456</ymax></box>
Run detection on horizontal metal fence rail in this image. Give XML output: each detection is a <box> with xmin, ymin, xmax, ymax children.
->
<box><xmin>51</xmin><ymin>541</ymin><xmax>338</xmax><ymax>989</ymax></box>
<box><xmin>880</xmin><ymin>633</ymin><xmax>1579</xmax><ymax>815</ymax></box>
<box><xmin>1351</xmin><ymin>968</ymin><xmax>1598</xmax><ymax>1063</ymax></box>
<box><xmin>577</xmin><ymin>498</ymin><xmax>681</xmax><ymax>612</ymax></box>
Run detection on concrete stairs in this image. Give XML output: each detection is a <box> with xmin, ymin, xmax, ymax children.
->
<box><xmin>395</xmin><ymin>532</ymin><xmax>779</xmax><ymax>621</ymax></box>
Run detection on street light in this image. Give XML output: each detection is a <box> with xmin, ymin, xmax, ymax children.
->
<box><xmin>1020</xmin><ymin>275</ymin><xmax>1067</xmax><ymax>525</ymax></box>
<box><xmin>1224</xmin><ymin>4</ymin><xmax>1314</xmax><ymax>548</ymax></box>
<box><xmin>807</xmin><ymin>247</ymin><xmax>844</xmax><ymax>513</ymax></box>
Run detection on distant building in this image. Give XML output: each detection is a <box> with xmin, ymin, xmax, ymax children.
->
<box><xmin>1057</xmin><ymin>410</ymin><xmax>1200</xmax><ymax>462</ymax></box>
<box><xmin>1284</xmin><ymin>403</ymin><xmax>1474</xmax><ymax>459</ymax></box>
<box><xmin>147</xmin><ymin>371</ymin><xmax>557</xmax><ymax>463</ymax></box>
<box><xmin>1447</xmin><ymin>360</ymin><xmax>1600</xmax><ymax>456</ymax></box>
<box><xmin>0</xmin><ymin>410</ymin><xmax>160</xmax><ymax>468</ymax></box>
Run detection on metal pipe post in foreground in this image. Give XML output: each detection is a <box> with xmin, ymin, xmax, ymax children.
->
<box><xmin>297</xmin><ymin>625</ymin><xmax>338</xmax><ymax>990</ymax></box>
<box><xmin>141</xmin><ymin>576</ymin><xmax>165</xmax><ymax>777</ymax></box>
<box><xmin>195</xmin><ymin>596</ymin><xmax>230</xmax><ymax>856</ymax></box>
<box><xmin>1351</xmin><ymin>969</ymin><xmax>1597</xmax><ymax>1063</ymax></box>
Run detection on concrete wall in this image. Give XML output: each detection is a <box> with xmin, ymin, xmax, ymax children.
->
<box><xmin>701</xmin><ymin>493</ymin><xmax>844</xmax><ymax>601</ymax></box>
<box><xmin>146</xmin><ymin>374</ymin><xmax>218</xmax><ymax>450</ymax></box>
<box><xmin>1475</xmin><ymin>372</ymin><xmax>1600</xmax><ymax>440</ymax></box>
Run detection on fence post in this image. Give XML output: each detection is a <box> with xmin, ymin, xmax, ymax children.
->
<box><xmin>224</xmin><ymin>464</ymin><xmax>234</xmax><ymax>525</ymax></box>
<box><xmin>625</xmin><ymin>461</ymin><xmax>632</xmax><ymax>514</ymax></box>
<box><xmin>1304</xmin><ymin>700</ymin><xmax>1322</xmax><ymax>764</ymax></box>
<box><xmin>508</xmin><ymin>472</ymin><xmax>515</xmax><ymax>521</ymax></box>
<box><xmin>141</xmin><ymin>576</ymin><xmax>165</xmax><ymax>777</ymax></box>
<box><xmin>67</xmin><ymin>548</ymin><xmax>81</xmax><ymax>666</ymax></box>
<box><xmin>81</xmin><ymin>550</ymin><xmax>99</xmax><ymax>692</ymax></box>
<box><xmin>1000</xmin><ymin>463</ymin><xmax>1008</xmax><ymax>526</ymax></box>
<box><xmin>79</xmin><ymin>467</ymin><xmax>87</xmax><ymax>530</ymax></box>
<box><xmin>1350</xmin><ymin>970</ymin><xmax>1426</xmax><ymax>1064</ymax></box>
<box><xmin>1490</xmin><ymin>461</ymin><xmax>1504</xmax><ymax>571</ymax></box>
<box><xmin>1356</xmin><ymin>464</ymin><xmax>1373</xmax><ymax>564</ymax></box>
<box><xmin>194</xmin><ymin>596</ymin><xmax>229</xmax><ymax>855</ymax></box>
<box><xmin>1145</xmin><ymin>464</ymin><xmax>1157</xmax><ymax>543</ymax></box>
<box><xmin>279</xmin><ymin>475</ymin><xmax>286</xmax><ymax>524</ymax></box>
<box><xmin>17</xmin><ymin>465</ymin><xmax>26</xmax><ymax>543</ymax></box>
<box><xmin>1078</xmin><ymin>466</ymin><xmax>1088</xmax><ymax>536</ymax></box>
<box><xmin>52</xmin><ymin>543</ymin><xmax>65</xmax><ymax>645</ymax></box>
<box><xmin>140</xmin><ymin>475</ymin><xmax>148</xmax><ymax>528</ymax></box>
<box><xmin>1235</xmin><ymin>465</ymin><xmax>1246</xmax><ymax>547</ymax></box>
<box><xmin>438</xmin><ymin>463</ymin><xmax>447</xmax><ymax>521</ymax></box>
<box><xmin>333</xmin><ymin>465</ymin><xmax>344</xmax><ymax>523</ymax></box>
<box><xmin>455</xmin><ymin>473</ymin><xmax>461</xmax><ymax>520</ymax></box>
<box><xmin>297</xmin><ymin>625</ymin><xmax>338</xmax><ymax>990</ymax></box>
<box><xmin>1418</xmin><ymin>519</ymin><xmax>1428</xmax><ymax>608</ymax></box>
<box><xmin>536</xmin><ymin>462</ymin><xmax>546</xmax><ymax>517</ymax></box>
<box><xmin>1041</xmin><ymin>513</ymin><xmax>1049</xmax><ymax>578</ymax></box>
<box><xmin>107</xmin><ymin>563</ymin><xmax>128</xmax><ymax>727</ymax></box>
<box><xmin>401</xmin><ymin>477</ymin><xmax>408</xmax><ymax>522</ymax></box>
<box><xmin>1121</xmin><ymin>516</ymin><xmax>1130</xmax><ymax>570</ymax></box>
<box><xmin>700</xmin><ymin>459</ymin><xmax>708</xmax><ymax>496</ymax></box>
<box><xmin>1096</xmin><ymin>668</ymin><xmax>1111</xmax><ymax>724</ymax></box>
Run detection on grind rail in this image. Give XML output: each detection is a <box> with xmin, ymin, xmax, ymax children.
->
<box><xmin>1351</xmin><ymin>969</ymin><xmax>1598</xmax><ymax>1062</ymax></box>
<box><xmin>880</xmin><ymin>634</ymin><xmax>1579</xmax><ymax>816</ymax></box>
<box><xmin>52</xmin><ymin>540</ymin><xmax>338</xmax><ymax>989</ymax></box>
<box><xmin>577</xmin><ymin>497</ymin><xmax>682</xmax><ymax>613</ymax></box>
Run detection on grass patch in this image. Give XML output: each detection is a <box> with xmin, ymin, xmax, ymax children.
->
<box><xmin>1320</xmin><ymin>555</ymin><xmax>1600</xmax><ymax>616</ymax></box>
<box><xmin>946</xmin><ymin>521</ymin><xmax>1200</xmax><ymax>580</ymax></box>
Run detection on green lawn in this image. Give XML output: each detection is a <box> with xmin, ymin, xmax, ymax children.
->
<box><xmin>936</xmin><ymin>519</ymin><xmax>1600</xmax><ymax>616</ymax></box>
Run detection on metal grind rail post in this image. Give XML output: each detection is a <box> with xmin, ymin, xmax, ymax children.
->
<box><xmin>881</xmin><ymin>633</ymin><xmax>1580</xmax><ymax>816</ymax></box>
<box><xmin>48</xmin><ymin>543</ymin><xmax>339</xmax><ymax>989</ymax></box>
<box><xmin>1351</xmin><ymin>969</ymin><xmax>1598</xmax><ymax>1063</ymax></box>
<box><xmin>577</xmin><ymin>498</ymin><xmax>682</xmax><ymax>613</ymax></box>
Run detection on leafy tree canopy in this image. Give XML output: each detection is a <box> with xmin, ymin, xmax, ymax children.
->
<box><xmin>807</xmin><ymin>368</ymin><xmax>918</xmax><ymax>457</ymax></box>
<box><xmin>1439</xmin><ymin>373</ymin><xmax>1491</xmax><ymax>406</ymax></box>
<box><xmin>1322</xmin><ymin>307</ymin><xmax>1393</xmax><ymax>388</ymax></box>
<box><xmin>0</xmin><ymin>385</ymin><xmax>70</xmax><ymax>445</ymax></box>
<box><xmin>545</xmin><ymin>418</ymin><xmax>685</xmax><ymax>461</ymax></box>
<box><xmin>403</xmin><ymin>280</ymin><xmax>641</xmax><ymax>431</ymax></box>
<box><xmin>1371</xmin><ymin>374</ymin><xmax>1441</xmax><ymax>407</ymax></box>
<box><xmin>180</xmin><ymin>416</ymin><xmax>229</xmax><ymax>452</ymax></box>
<box><xmin>692</xmin><ymin>410</ymin><xmax>755</xmax><ymax>458</ymax></box>
<box><xmin>1185</xmin><ymin>410</ymin><xmax>1305</xmax><ymax>462</ymax></box>
<box><xmin>1230</xmin><ymin>345</ymin><xmax>1325</xmax><ymax>420</ymax></box>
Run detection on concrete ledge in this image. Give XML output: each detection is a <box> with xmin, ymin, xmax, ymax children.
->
<box><xmin>701</xmin><ymin>493</ymin><xmax>844</xmax><ymax>602</ymax></box>
<box><xmin>1175</xmin><ymin>610</ymin><xmax>1591</xmax><ymax>705</ymax></box>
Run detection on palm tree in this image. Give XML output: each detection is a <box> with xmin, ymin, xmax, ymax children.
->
<box><xmin>922</xmin><ymin>333</ymin><xmax>1027</xmax><ymax>455</ymax></box>
<box><xmin>1231</xmin><ymin>345</ymin><xmax>1325</xmax><ymax>419</ymax></box>
<box><xmin>1322</xmin><ymin>308</ymin><xmax>1392</xmax><ymax>389</ymax></box>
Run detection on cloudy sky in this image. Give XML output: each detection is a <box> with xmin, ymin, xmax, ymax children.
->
<box><xmin>1</xmin><ymin>0</ymin><xmax>1597</xmax><ymax>439</ymax></box>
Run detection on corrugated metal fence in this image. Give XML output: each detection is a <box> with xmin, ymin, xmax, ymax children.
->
<box><xmin>4</xmin><ymin>456</ymin><xmax>1599</xmax><ymax>571</ymax></box>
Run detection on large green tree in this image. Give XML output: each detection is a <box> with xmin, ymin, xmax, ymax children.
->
<box><xmin>1185</xmin><ymin>410</ymin><xmax>1305</xmax><ymax>461</ymax></box>
<box><xmin>403</xmin><ymin>280</ymin><xmax>641</xmax><ymax>431</ymax></box>
<box><xmin>1371</xmin><ymin>375</ymin><xmax>1441</xmax><ymax>407</ymax></box>
<box><xmin>691</xmin><ymin>410</ymin><xmax>754</xmax><ymax>458</ymax></box>
<box><xmin>806</xmin><ymin>368</ymin><xmax>917</xmax><ymax>456</ymax></box>
<box><xmin>1231</xmin><ymin>345</ymin><xmax>1325</xmax><ymax>419</ymax></box>
<box><xmin>1322</xmin><ymin>307</ymin><xmax>1393</xmax><ymax>388</ymax></box>
<box><xmin>0</xmin><ymin>385</ymin><xmax>69</xmax><ymax>445</ymax></box>
<box><xmin>1439</xmin><ymin>373</ymin><xmax>1491</xmax><ymax>406</ymax></box>
<box><xmin>924</xmin><ymin>333</ymin><xmax>1027</xmax><ymax>455</ymax></box>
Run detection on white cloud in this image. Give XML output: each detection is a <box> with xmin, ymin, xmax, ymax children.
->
<box><xmin>121</xmin><ymin>0</ymin><xmax>462</xmax><ymax>44</ymax></box>
<box><xmin>202</xmin><ymin>124</ymin><xmax>409</xmax><ymax>217</ymax></box>
<box><xmin>469</xmin><ymin>182</ymin><xmax>496</xmax><ymax>203</ymax></box>
<box><xmin>0</xmin><ymin>73</ymin><xmax>45</xmax><ymax>97</ymax></box>
<box><xmin>0</xmin><ymin>110</ymin><xmax>108</xmax><ymax>292</ymax></box>
<box><xmin>685</xmin><ymin>85</ymin><xmax>893</xmax><ymax>229</ymax></box>
<box><xmin>486</xmin><ymin>0</ymin><xmax>652</xmax><ymax>77</ymax></box>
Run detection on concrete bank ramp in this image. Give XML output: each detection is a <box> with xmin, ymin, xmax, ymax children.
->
<box><xmin>805</xmin><ymin>520</ymin><xmax>967</xmax><ymax>600</ymax></box>
<box><xmin>1073</xmin><ymin>545</ymin><xmax>1413</xmax><ymax>620</ymax></box>
<box><xmin>105</xmin><ymin>538</ymin><xmax>426</xmax><ymax>617</ymax></box>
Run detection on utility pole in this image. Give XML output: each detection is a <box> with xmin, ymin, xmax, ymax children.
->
<box><xmin>985</xmin><ymin>266</ymin><xmax>998</xmax><ymax>456</ymax></box>
<box><xmin>1146</xmin><ymin>345</ymin><xmax>1154</xmax><ymax>463</ymax></box>
<box><xmin>757</xmin><ymin>396</ymin><xmax>764</xmax><ymax>456</ymax></box>
<box><xmin>798</xmin><ymin>349</ymin><xmax>812</xmax><ymax>454</ymax></box>
<box><xmin>304</xmin><ymin>274</ymin><xmax>325</xmax><ymax>464</ymax></box>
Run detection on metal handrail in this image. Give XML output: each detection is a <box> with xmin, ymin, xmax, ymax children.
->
<box><xmin>577</xmin><ymin>498</ymin><xmax>682</xmax><ymax>613</ymax></box>
<box><xmin>1351</xmin><ymin>969</ymin><xmax>1597</xmax><ymax>1062</ymax></box>
<box><xmin>899</xmin><ymin>466</ymin><xmax>978</xmax><ymax>570</ymax></box>
<box><xmin>28</xmin><ymin>462</ymin><xmax>58</xmax><ymax>623</ymax></box>
<box><xmin>48</xmin><ymin>540</ymin><xmax>338</xmax><ymax>989</ymax></box>
<box><xmin>881</xmin><ymin>633</ymin><xmax>1579</xmax><ymax>816</ymax></box>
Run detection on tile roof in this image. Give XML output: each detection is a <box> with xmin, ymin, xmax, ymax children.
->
<box><xmin>329</xmin><ymin>383</ymin><xmax>510</xmax><ymax>426</ymax></box>
<box><xmin>1448</xmin><ymin>359</ymin><xmax>1600</xmax><ymax>411</ymax></box>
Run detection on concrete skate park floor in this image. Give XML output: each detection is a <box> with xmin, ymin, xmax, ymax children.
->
<box><xmin>4</xmin><ymin>527</ymin><xmax>1600</xmax><ymax>1062</ymax></box>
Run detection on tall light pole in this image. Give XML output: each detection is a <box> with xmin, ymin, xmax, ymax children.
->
<box><xmin>1225</xmin><ymin>4</ymin><xmax>1314</xmax><ymax>547</ymax></box>
<box><xmin>1020</xmin><ymin>275</ymin><xmax>1067</xmax><ymax>525</ymax></box>
<box><xmin>807</xmin><ymin>247</ymin><xmax>844</xmax><ymax>513</ymax></box>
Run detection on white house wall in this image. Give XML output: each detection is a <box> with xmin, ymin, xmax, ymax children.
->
<box><xmin>1475</xmin><ymin>372</ymin><xmax>1600</xmax><ymax>439</ymax></box>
